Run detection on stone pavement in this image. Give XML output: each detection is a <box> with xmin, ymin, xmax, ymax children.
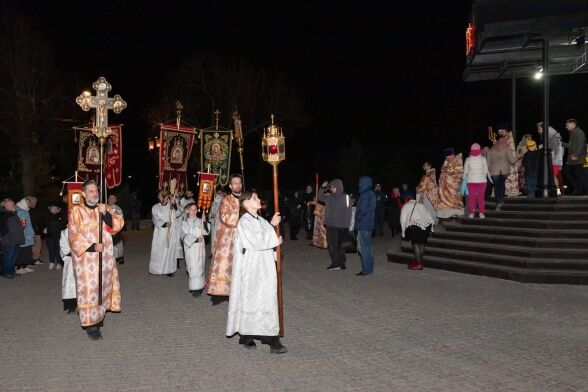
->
<box><xmin>1</xmin><ymin>230</ymin><xmax>587</xmax><ymax>392</ymax></box>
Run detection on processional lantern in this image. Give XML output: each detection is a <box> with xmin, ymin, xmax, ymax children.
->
<box><xmin>261</xmin><ymin>114</ymin><xmax>286</xmax><ymax>164</ymax></box>
<box><xmin>261</xmin><ymin>113</ymin><xmax>285</xmax><ymax>337</ymax></box>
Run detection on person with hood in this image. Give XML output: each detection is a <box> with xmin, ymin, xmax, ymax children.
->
<box><xmin>15</xmin><ymin>198</ymin><xmax>35</xmax><ymax>274</ymax></box>
<box><xmin>318</xmin><ymin>178</ymin><xmax>353</xmax><ymax>271</ymax></box>
<box><xmin>463</xmin><ymin>143</ymin><xmax>491</xmax><ymax>218</ymax></box>
<box><xmin>522</xmin><ymin>139</ymin><xmax>540</xmax><ymax>198</ymax></box>
<box><xmin>43</xmin><ymin>201</ymin><xmax>67</xmax><ymax>269</ymax></box>
<box><xmin>537</xmin><ymin>122</ymin><xmax>564</xmax><ymax>195</ymax></box>
<box><xmin>355</xmin><ymin>177</ymin><xmax>376</xmax><ymax>276</ymax></box>
<box><xmin>285</xmin><ymin>191</ymin><xmax>302</xmax><ymax>240</ymax></box>
<box><xmin>0</xmin><ymin>198</ymin><xmax>25</xmax><ymax>278</ymax></box>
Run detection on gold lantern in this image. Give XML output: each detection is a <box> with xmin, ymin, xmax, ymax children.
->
<box><xmin>262</xmin><ymin>114</ymin><xmax>285</xmax><ymax>164</ymax></box>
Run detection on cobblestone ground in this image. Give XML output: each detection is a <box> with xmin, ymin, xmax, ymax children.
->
<box><xmin>1</xmin><ymin>230</ymin><xmax>587</xmax><ymax>392</ymax></box>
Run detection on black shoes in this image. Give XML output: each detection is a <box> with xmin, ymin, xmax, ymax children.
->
<box><xmin>167</xmin><ymin>273</ymin><xmax>174</xmax><ymax>277</ymax></box>
<box><xmin>86</xmin><ymin>326</ymin><xmax>102</xmax><ymax>340</ymax></box>
<box><xmin>340</xmin><ymin>264</ymin><xmax>347</xmax><ymax>270</ymax></box>
<box><xmin>270</xmin><ymin>341</ymin><xmax>288</xmax><ymax>354</ymax></box>
<box><xmin>326</xmin><ymin>265</ymin><xmax>340</xmax><ymax>271</ymax></box>
<box><xmin>356</xmin><ymin>271</ymin><xmax>368</xmax><ymax>276</ymax></box>
<box><xmin>191</xmin><ymin>289</ymin><xmax>203</xmax><ymax>297</ymax></box>
<box><xmin>211</xmin><ymin>296</ymin><xmax>228</xmax><ymax>306</ymax></box>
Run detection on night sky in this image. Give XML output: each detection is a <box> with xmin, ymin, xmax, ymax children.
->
<box><xmin>9</xmin><ymin>1</ymin><xmax>588</xmax><ymax>200</ymax></box>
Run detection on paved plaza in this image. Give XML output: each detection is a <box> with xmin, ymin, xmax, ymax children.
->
<box><xmin>1</xmin><ymin>230</ymin><xmax>587</xmax><ymax>392</ymax></box>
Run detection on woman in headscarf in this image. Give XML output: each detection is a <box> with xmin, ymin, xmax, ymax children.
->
<box><xmin>487</xmin><ymin>131</ymin><xmax>518</xmax><ymax>210</ymax></box>
<box><xmin>400</xmin><ymin>199</ymin><xmax>435</xmax><ymax>270</ymax></box>
<box><xmin>15</xmin><ymin>198</ymin><xmax>35</xmax><ymax>274</ymax></box>
<box><xmin>516</xmin><ymin>134</ymin><xmax>533</xmax><ymax>195</ymax></box>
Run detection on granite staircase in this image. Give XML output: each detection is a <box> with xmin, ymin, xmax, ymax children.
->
<box><xmin>387</xmin><ymin>197</ymin><xmax>588</xmax><ymax>284</ymax></box>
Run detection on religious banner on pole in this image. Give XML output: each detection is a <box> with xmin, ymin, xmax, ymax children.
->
<box><xmin>159</xmin><ymin>123</ymin><xmax>196</xmax><ymax>192</ymax></box>
<box><xmin>196</xmin><ymin>172</ymin><xmax>218</xmax><ymax>213</ymax></box>
<box><xmin>199</xmin><ymin>128</ymin><xmax>233</xmax><ymax>186</ymax></box>
<box><xmin>76</xmin><ymin>125</ymin><xmax>123</xmax><ymax>188</ymax></box>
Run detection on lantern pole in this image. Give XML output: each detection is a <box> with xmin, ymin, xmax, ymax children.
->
<box><xmin>262</xmin><ymin>114</ymin><xmax>285</xmax><ymax>337</ymax></box>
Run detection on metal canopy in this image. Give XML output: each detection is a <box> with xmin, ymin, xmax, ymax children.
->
<box><xmin>464</xmin><ymin>0</ymin><xmax>588</xmax><ymax>82</ymax></box>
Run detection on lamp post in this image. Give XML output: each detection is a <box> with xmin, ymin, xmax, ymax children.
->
<box><xmin>536</xmin><ymin>39</ymin><xmax>556</xmax><ymax>198</ymax></box>
<box><xmin>261</xmin><ymin>114</ymin><xmax>286</xmax><ymax>337</ymax></box>
<box><xmin>76</xmin><ymin>76</ymin><xmax>127</xmax><ymax>305</ymax></box>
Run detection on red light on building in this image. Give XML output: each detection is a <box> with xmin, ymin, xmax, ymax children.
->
<box><xmin>465</xmin><ymin>23</ymin><xmax>475</xmax><ymax>56</ymax></box>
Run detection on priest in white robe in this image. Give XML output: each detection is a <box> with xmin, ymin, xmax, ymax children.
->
<box><xmin>149</xmin><ymin>192</ymin><xmax>183</xmax><ymax>276</ymax></box>
<box><xmin>226</xmin><ymin>191</ymin><xmax>287</xmax><ymax>354</ymax></box>
<box><xmin>182</xmin><ymin>203</ymin><xmax>209</xmax><ymax>297</ymax></box>
<box><xmin>59</xmin><ymin>228</ymin><xmax>77</xmax><ymax>313</ymax></box>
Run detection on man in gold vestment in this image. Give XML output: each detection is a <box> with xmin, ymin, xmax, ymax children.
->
<box><xmin>68</xmin><ymin>181</ymin><xmax>124</xmax><ymax>340</ymax></box>
<box><xmin>206</xmin><ymin>174</ymin><xmax>242</xmax><ymax>305</ymax></box>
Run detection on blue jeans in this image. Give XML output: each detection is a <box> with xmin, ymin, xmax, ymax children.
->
<box><xmin>357</xmin><ymin>230</ymin><xmax>374</xmax><ymax>274</ymax></box>
<box><xmin>526</xmin><ymin>176</ymin><xmax>537</xmax><ymax>198</ymax></box>
<box><xmin>492</xmin><ymin>174</ymin><xmax>506</xmax><ymax>204</ymax></box>
<box><xmin>1</xmin><ymin>244</ymin><xmax>19</xmax><ymax>276</ymax></box>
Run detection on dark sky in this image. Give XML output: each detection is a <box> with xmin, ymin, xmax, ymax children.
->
<box><xmin>10</xmin><ymin>1</ymin><xmax>588</xmax><ymax>197</ymax></box>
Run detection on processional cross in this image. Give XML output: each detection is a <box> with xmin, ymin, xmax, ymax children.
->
<box><xmin>76</xmin><ymin>77</ymin><xmax>127</xmax><ymax>199</ymax></box>
<box><xmin>75</xmin><ymin>76</ymin><xmax>126</xmax><ymax>305</ymax></box>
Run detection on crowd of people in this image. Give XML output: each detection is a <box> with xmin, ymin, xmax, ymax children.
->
<box><xmin>2</xmin><ymin>120</ymin><xmax>585</xmax><ymax>350</ymax></box>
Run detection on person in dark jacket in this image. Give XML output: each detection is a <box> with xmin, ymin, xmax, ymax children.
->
<box><xmin>355</xmin><ymin>177</ymin><xmax>376</xmax><ymax>276</ymax></box>
<box><xmin>388</xmin><ymin>187</ymin><xmax>403</xmax><ymax>236</ymax></box>
<box><xmin>318</xmin><ymin>178</ymin><xmax>352</xmax><ymax>271</ymax></box>
<box><xmin>522</xmin><ymin>139</ymin><xmax>540</xmax><ymax>198</ymax></box>
<box><xmin>286</xmin><ymin>191</ymin><xmax>302</xmax><ymax>240</ymax></box>
<box><xmin>373</xmin><ymin>183</ymin><xmax>386</xmax><ymax>237</ymax></box>
<box><xmin>43</xmin><ymin>202</ymin><xmax>67</xmax><ymax>269</ymax></box>
<box><xmin>0</xmin><ymin>199</ymin><xmax>25</xmax><ymax>278</ymax></box>
<box><xmin>563</xmin><ymin>119</ymin><xmax>587</xmax><ymax>195</ymax></box>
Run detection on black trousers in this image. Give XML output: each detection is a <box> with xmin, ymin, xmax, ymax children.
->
<box><xmin>326</xmin><ymin>225</ymin><xmax>346</xmax><ymax>267</ymax></box>
<box><xmin>289</xmin><ymin>224</ymin><xmax>300</xmax><ymax>240</ymax></box>
<box><xmin>564</xmin><ymin>164</ymin><xmax>585</xmax><ymax>195</ymax></box>
<box><xmin>46</xmin><ymin>237</ymin><xmax>62</xmax><ymax>265</ymax></box>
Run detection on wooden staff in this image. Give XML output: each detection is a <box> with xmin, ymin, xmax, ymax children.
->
<box><xmin>272</xmin><ymin>163</ymin><xmax>284</xmax><ymax>337</ymax></box>
<box><xmin>98</xmin><ymin>137</ymin><xmax>105</xmax><ymax>305</ymax></box>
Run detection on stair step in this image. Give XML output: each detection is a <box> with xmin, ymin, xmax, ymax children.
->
<box><xmin>495</xmin><ymin>197</ymin><xmax>588</xmax><ymax>205</ymax></box>
<box><xmin>432</xmin><ymin>231</ymin><xmax>588</xmax><ymax>249</ymax></box>
<box><xmin>400</xmin><ymin>242</ymin><xmax>588</xmax><ymax>270</ymax></box>
<box><xmin>387</xmin><ymin>251</ymin><xmax>588</xmax><ymax>284</ymax></box>
<box><xmin>443</xmin><ymin>222</ymin><xmax>588</xmax><ymax>239</ymax></box>
<box><xmin>486</xmin><ymin>203</ymin><xmax>587</xmax><ymax>212</ymax></box>
<box><xmin>484</xmin><ymin>211</ymin><xmax>588</xmax><ymax>221</ymax></box>
<box><xmin>426</xmin><ymin>238</ymin><xmax>586</xmax><ymax>259</ymax></box>
<box><xmin>457</xmin><ymin>217</ymin><xmax>588</xmax><ymax>230</ymax></box>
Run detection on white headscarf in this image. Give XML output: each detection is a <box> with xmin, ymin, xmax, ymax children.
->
<box><xmin>400</xmin><ymin>200</ymin><xmax>435</xmax><ymax>237</ymax></box>
<box><xmin>16</xmin><ymin>198</ymin><xmax>29</xmax><ymax>211</ymax></box>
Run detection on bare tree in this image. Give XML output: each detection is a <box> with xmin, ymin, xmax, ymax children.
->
<box><xmin>0</xmin><ymin>14</ymin><xmax>59</xmax><ymax>195</ymax></box>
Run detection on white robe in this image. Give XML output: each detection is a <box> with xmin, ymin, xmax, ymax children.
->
<box><xmin>182</xmin><ymin>217</ymin><xmax>210</xmax><ymax>291</ymax></box>
<box><xmin>177</xmin><ymin>197</ymin><xmax>195</xmax><ymax>260</ymax></box>
<box><xmin>110</xmin><ymin>203</ymin><xmax>124</xmax><ymax>259</ymax></box>
<box><xmin>209</xmin><ymin>194</ymin><xmax>223</xmax><ymax>251</ymax></box>
<box><xmin>149</xmin><ymin>203</ymin><xmax>183</xmax><ymax>275</ymax></box>
<box><xmin>59</xmin><ymin>229</ymin><xmax>76</xmax><ymax>300</ymax></box>
<box><xmin>226</xmin><ymin>213</ymin><xmax>280</xmax><ymax>337</ymax></box>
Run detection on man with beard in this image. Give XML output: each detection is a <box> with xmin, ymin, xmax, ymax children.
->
<box><xmin>206</xmin><ymin>174</ymin><xmax>243</xmax><ymax>305</ymax></box>
<box><xmin>68</xmin><ymin>181</ymin><xmax>124</xmax><ymax>340</ymax></box>
<box><xmin>149</xmin><ymin>191</ymin><xmax>183</xmax><ymax>276</ymax></box>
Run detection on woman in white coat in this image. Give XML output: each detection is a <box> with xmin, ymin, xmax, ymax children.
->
<box><xmin>181</xmin><ymin>203</ymin><xmax>210</xmax><ymax>297</ymax></box>
<box><xmin>226</xmin><ymin>191</ymin><xmax>286</xmax><ymax>354</ymax></box>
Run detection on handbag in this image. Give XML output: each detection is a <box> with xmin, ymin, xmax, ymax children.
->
<box><xmin>338</xmin><ymin>228</ymin><xmax>357</xmax><ymax>253</ymax></box>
